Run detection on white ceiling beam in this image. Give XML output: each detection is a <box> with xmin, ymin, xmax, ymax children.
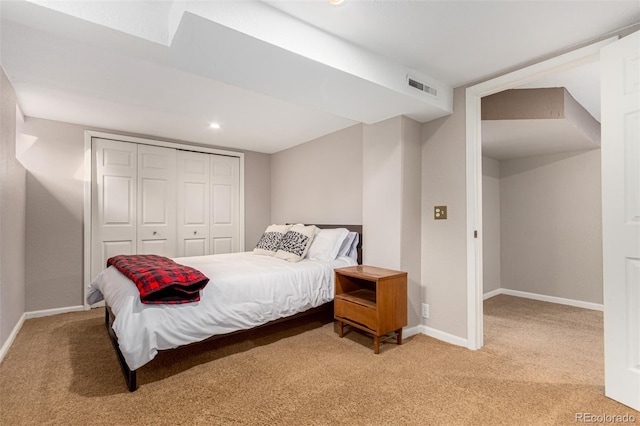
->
<box><xmin>19</xmin><ymin>0</ymin><xmax>453</xmax><ymax>124</ymax></box>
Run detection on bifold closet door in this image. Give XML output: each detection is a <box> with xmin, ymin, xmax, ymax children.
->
<box><xmin>177</xmin><ymin>150</ymin><xmax>210</xmax><ymax>257</ymax></box>
<box><xmin>137</xmin><ymin>144</ymin><xmax>176</xmax><ymax>257</ymax></box>
<box><xmin>92</xmin><ymin>138</ymin><xmax>242</xmax><ymax>282</ymax></box>
<box><xmin>210</xmin><ymin>155</ymin><xmax>240</xmax><ymax>254</ymax></box>
<box><xmin>92</xmin><ymin>138</ymin><xmax>137</xmax><ymax>281</ymax></box>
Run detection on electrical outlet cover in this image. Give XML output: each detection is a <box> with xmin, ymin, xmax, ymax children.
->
<box><xmin>421</xmin><ymin>303</ymin><xmax>430</xmax><ymax>318</ymax></box>
<box><xmin>434</xmin><ymin>205</ymin><xmax>447</xmax><ymax>220</ymax></box>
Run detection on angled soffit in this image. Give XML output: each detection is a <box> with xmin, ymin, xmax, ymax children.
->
<box><xmin>482</xmin><ymin>88</ymin><xmax>601</xmax><ymax>161</ymax></box>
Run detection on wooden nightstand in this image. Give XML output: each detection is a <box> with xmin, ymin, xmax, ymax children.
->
<box><xmin>334</xmin><ymin>265</ymin><xmax>408</xmax><ymax>354</ymax></box>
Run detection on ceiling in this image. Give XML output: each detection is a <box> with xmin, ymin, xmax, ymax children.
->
<box><xmin>1</xmin><ymin>1</ymin><xmax>638</xmax><ymax>154</ymax></box>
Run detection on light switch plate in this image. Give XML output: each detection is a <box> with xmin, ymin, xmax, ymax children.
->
<box><xmin>434</xmin><ymin>205</ymin><xmax>447</xmax><ymax>220</ymax></box>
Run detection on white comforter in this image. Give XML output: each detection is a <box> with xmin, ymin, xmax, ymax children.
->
<box><xmin>87</xmin><ymin>252</ymin><xmax>357</xmax><ymax>371</ymax></box>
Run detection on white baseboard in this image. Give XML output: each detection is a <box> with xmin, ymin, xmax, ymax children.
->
<box><xmin>483</xmin><ymin>288</ymin><xmax>502</xmax><ymax>300</ymax></box>
<box><xmin>25</xmin><ymin>305</ymin><xmax>86</xmax><ymax>319</ymax></box>
<box><xmin>0</xmin><ymin>313</ymin><xmax>26</xmax><ymax>364</ymax></box>
<box><xmin>419</xmin><ymin>324</ymin><xmax>468</xmax><ymax>348</ymax></box>
<box><xmin>399</xmin><ymin>324</ymin><xmax>469</xmax><ymax>348</ymax></box>
<box><xmin>403</xmin><ymin>324</ymin><xmax>423</xmax><ymax>339</ymax></box>
<box><xmin>483</xmin><ymin>288</ymin><xmax>603</xmax><ymax>311</ymax></box>
<box><xmin>1</xmin><ymin>305</ymin><xmax>88</xmax><ymax>363</ymax></box>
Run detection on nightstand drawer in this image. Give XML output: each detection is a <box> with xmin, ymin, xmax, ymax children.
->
<box><xmin>334</xmin><ymin>297</ymin><xmax>376</xmax><ymax>330</ymax></box>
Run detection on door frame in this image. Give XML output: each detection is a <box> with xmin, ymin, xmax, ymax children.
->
<box><xmin>82</xmin><ymin>130</ymin><xmax>246</xmax><ymax>309</ymax></box>
<box><xmin>464</xmin><ymin>37</ymin><xmax>617</xmax><ymax>350</ymax></box>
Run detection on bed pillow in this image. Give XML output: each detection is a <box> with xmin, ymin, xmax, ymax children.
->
<box><xmin>306</xmin><ymin>227</ymin><xmax>350</xmax><ymax>262</ymax></box>
<box><xmin>254</xmin><ymin>224</ymin><xmax>291</xmax><ymax>256</ymax></box>
<box><xmin>347</xmin><ymin>233</ymin><xmax>360</xmax><ymax>260</ymax></box>
<box><xmin>275</xmin><ymin>224</ymin><xmax>317</xmax><ymax>262</ymax></box>
<box><xmin>337</xmin><ymin>231</ymin><xmax>358</xmax><ymax>259</ymax></box>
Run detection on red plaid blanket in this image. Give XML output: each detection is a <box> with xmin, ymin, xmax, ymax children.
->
<box><xmin>107</xmin><ymin>255</ymin><xmax>209</xmax><ymax>304</ymax></box>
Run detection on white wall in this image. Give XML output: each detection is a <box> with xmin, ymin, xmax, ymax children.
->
<box><xmin>400</xmin><ymin>117</ymin><xmax>423</xmax><ymax>328</ymax></box>
<box><xmin>363</xmin><ymin>118</ymin><xmax>403</xmax><ymax>269</ymax></box>
<box><xmin>272</xmin><ymin>117</ymin><xmax>422</xmax><ymax>327</ymax></box>
<box><xmin>363</xmin><ymin>116</ymin><xmax>423</xmax><ymax>326</ymax></box>
<box><xmin>421</xmin><ymin>87</ymin><xmax>468</xmax><ymax>339</ymax></box>
<box><xmin>22</xmin><ymin>118</ymin><xmax>86</xmax><ymax>311</ymax></box>
<box><xmin>270</xmin><ymin>124</ymin><xmax>363</xmax><ymax>225</ymax></box>
<box><xmin>19</xmin><ymin>117</ymin><xmax>271</xmax><ymax>311</ymax></box>
<box><xmin>500</xmin><ymin>150</ymin><xmax>603</xmax><ymax>303</ymax></box>
<box><xmin>242</xmin><ymin>150</ymin><xmax>271</xmax><ymax>248</ymax></box>
<box><xmin>0</xmin><ymin>67</ymin><xmax>26</xmax><ymax>348</ymax></box>
<box><xmin>482</xmin><ymin>156</ymin><xmax>501</xmax><ymax>295</ymax></box>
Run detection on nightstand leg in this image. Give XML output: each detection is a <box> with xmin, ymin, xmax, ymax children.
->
<box><xmin>337</xmin><ymin>321</ymin><xmax>344</xmax><ymax>338</ymax></box>
<box><xmin>397</xmin><ymin>328</ymin><xmax>403</xmax><ymax>345</ymax></box>
<box><xmin>374</xmin><ymin>336</ymin><xmax>380</xmax><ymax>354</ymax></box>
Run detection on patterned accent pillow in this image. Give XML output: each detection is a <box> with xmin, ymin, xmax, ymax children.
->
<box><xmin>254</xmin><ymin>224</ymin><xmax>291</xmax><ymax>256</ymax></box>
<box><xmin>275</xmin><ymin>224</ymin><xmax>317</xmax><ymax>262</ymax></box>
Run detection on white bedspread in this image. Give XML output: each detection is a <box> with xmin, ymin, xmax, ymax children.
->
<box><xmin>87</xmin><ymin>252</ymin><xmax>356</xmax><ymax>371</ymax></box>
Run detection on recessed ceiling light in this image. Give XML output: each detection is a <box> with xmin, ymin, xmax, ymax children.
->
<box><xmin>209</xmin><ymin>123</ymin><xmax>221</xmax><ymax>129</ymax></box>
<box><xmin>328</xmin><ymin>0</ymin><xmax>345</xmax><ymax>5</ymax></box>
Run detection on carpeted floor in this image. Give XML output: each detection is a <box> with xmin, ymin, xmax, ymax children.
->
<box><xmin>0</xmin><ymin>295</ymin><xmax>637</xmax><ymax>425</ymax></box>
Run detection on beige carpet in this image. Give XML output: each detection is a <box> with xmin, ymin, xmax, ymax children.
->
<box><xmin>1</xmin><ymin>295</ymin><xmax>637</xmax><ymax>425</ymax></box>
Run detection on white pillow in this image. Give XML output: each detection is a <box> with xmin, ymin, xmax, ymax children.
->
<box><xmin>275</xmin><ymin>224</ymin><xmax>317</xmax><ymax>262</ymax></box>
<box><xmin>346</xmin><ymin>233</ymin><xmax>360</xmax><ymax>260</ymax></box>
<box><xmin>254</xmin><ymin>224</ymin><xmax>291</xmax><ymax>256</ymax></box>
<box><xmin>307</xmin><ymin>228</ymin><xmax>349</xmax><ymax>262</ymax></box>
<box><xmin>337</xmin><ymin>231</ymin><xmax>358</xmax><ymax>258</ymax></box>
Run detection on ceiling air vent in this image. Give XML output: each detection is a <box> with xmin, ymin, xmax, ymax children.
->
<box><xmin>408</xmin><ymin>76</ymin><xmax>437</xmax><ymax>96</ymax></box>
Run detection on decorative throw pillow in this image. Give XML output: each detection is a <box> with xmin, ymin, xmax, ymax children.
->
<box><xmin>275</xmin><ymin>224</ymin><xmax>317</xmax><ymax>262</ymax></box>
<box><xmin>254</xmin><ymin>224</ymin><xmax>291</xmax><ymax>256</ymax></box>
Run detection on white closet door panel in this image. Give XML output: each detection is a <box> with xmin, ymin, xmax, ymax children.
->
<box><xmin>141</xmin><ymin>179</ymin><xmax>169</xmax><ymax>224</ymax></box>
<box><xmin>141</xmin><ymin>152</ymin><xmax>167</xmax><ymax>170</ymax></box>
<box><xmin>184</xmin><ymin>183</ymin><xmax>207</xmax><ymax>224</ymax></box>
<box><xmin>183</xmin><ymin>238</ymin><xmax>207</xmax><ymax>257</ymax></box>
<box><xmin>210</xmin><ymin>155</ymin><xmax>240</xmax><ymax>254</ymax></box>
<box><xmin>103</xmin><ymin>148</ymin><xmax>134</xmax><ymax>168</ymax></box>
<box><xmin>92</xmin><ymin>138</ymin><xmax>137</xmax><ymax>280</ymax></box>
<box><xmin>177</xmin><ymin>150</ymin><xmax>210</xmax><ymax>257</ymax></box>
<box><xmin>212</xmin><ymin>161</ymin><xmax>232</xmax><ymax>178</ymax></box>
<box><xmin>212</xmin><ymin>237</ymin><xmax>233</xmax><ymax>254</ymax></box>
<box><xmin>212</xmin><ymin>184</ymin><xmax>232</xmax><ymax>224</ymax></box>
<box><xmin>138</xmin><ymin>144</ymin><xmax>176</xmax><ymax>257</ymax></box>
<box><xmin>183</xmin><ymin>157</ymin><xmax>207</xmax><ymax>174</ymax></box>
<box><xmin>139</xmin><ymin>239</ymin><xmax>172</xmax><ymax>256</ymax></box>
<box><xmin>102</xmin><ymin>241</ymin><xmax>134</xmax><ymax>261</ymax></box>
<box><xmin>103</xmin><ymin>176</ymin><xmax>134</xmax><ymax>225</ymax></box>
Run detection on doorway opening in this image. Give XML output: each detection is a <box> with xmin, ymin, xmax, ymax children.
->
<box><xmin>479</xmin><ymin>62</ymin><xmax>605</xmax><ymax>387</ymax></box>
<box><xmin>481</xmin><ymin>62</ymin><xmax>603</xmax><ymax>311</ymax></box>
<box><xmin>464</xmin><ymin>37</ymin><xmax>615</xmax><ymax>350</ymax></box>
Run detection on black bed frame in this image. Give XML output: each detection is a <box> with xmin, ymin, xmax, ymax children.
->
<box><xmin>104</xmin><ymin>224</ymin><xmax>362</xmax><ymax>391</ymax></box>
<box><xmin>104</xmin><ymin>301</ymin><xmax>333</xmax><ymax>391</ymax></box>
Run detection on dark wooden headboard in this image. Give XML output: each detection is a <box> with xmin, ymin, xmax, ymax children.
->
<box><xmin>309</xmin><ymin>224</ymin><xmax>363</xmax><ymax>265</ymax></box>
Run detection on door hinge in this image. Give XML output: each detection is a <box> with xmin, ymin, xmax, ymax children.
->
<box><xmin>474</xmin><ymin>230</ymin><xmax>478</xmax><ymax>238</ymax></box>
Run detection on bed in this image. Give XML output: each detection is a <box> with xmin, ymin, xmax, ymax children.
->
<box><xmin>87</xmin><ymin>224</ymin><xmax>362</xmax><ymax>391</ymax></box>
